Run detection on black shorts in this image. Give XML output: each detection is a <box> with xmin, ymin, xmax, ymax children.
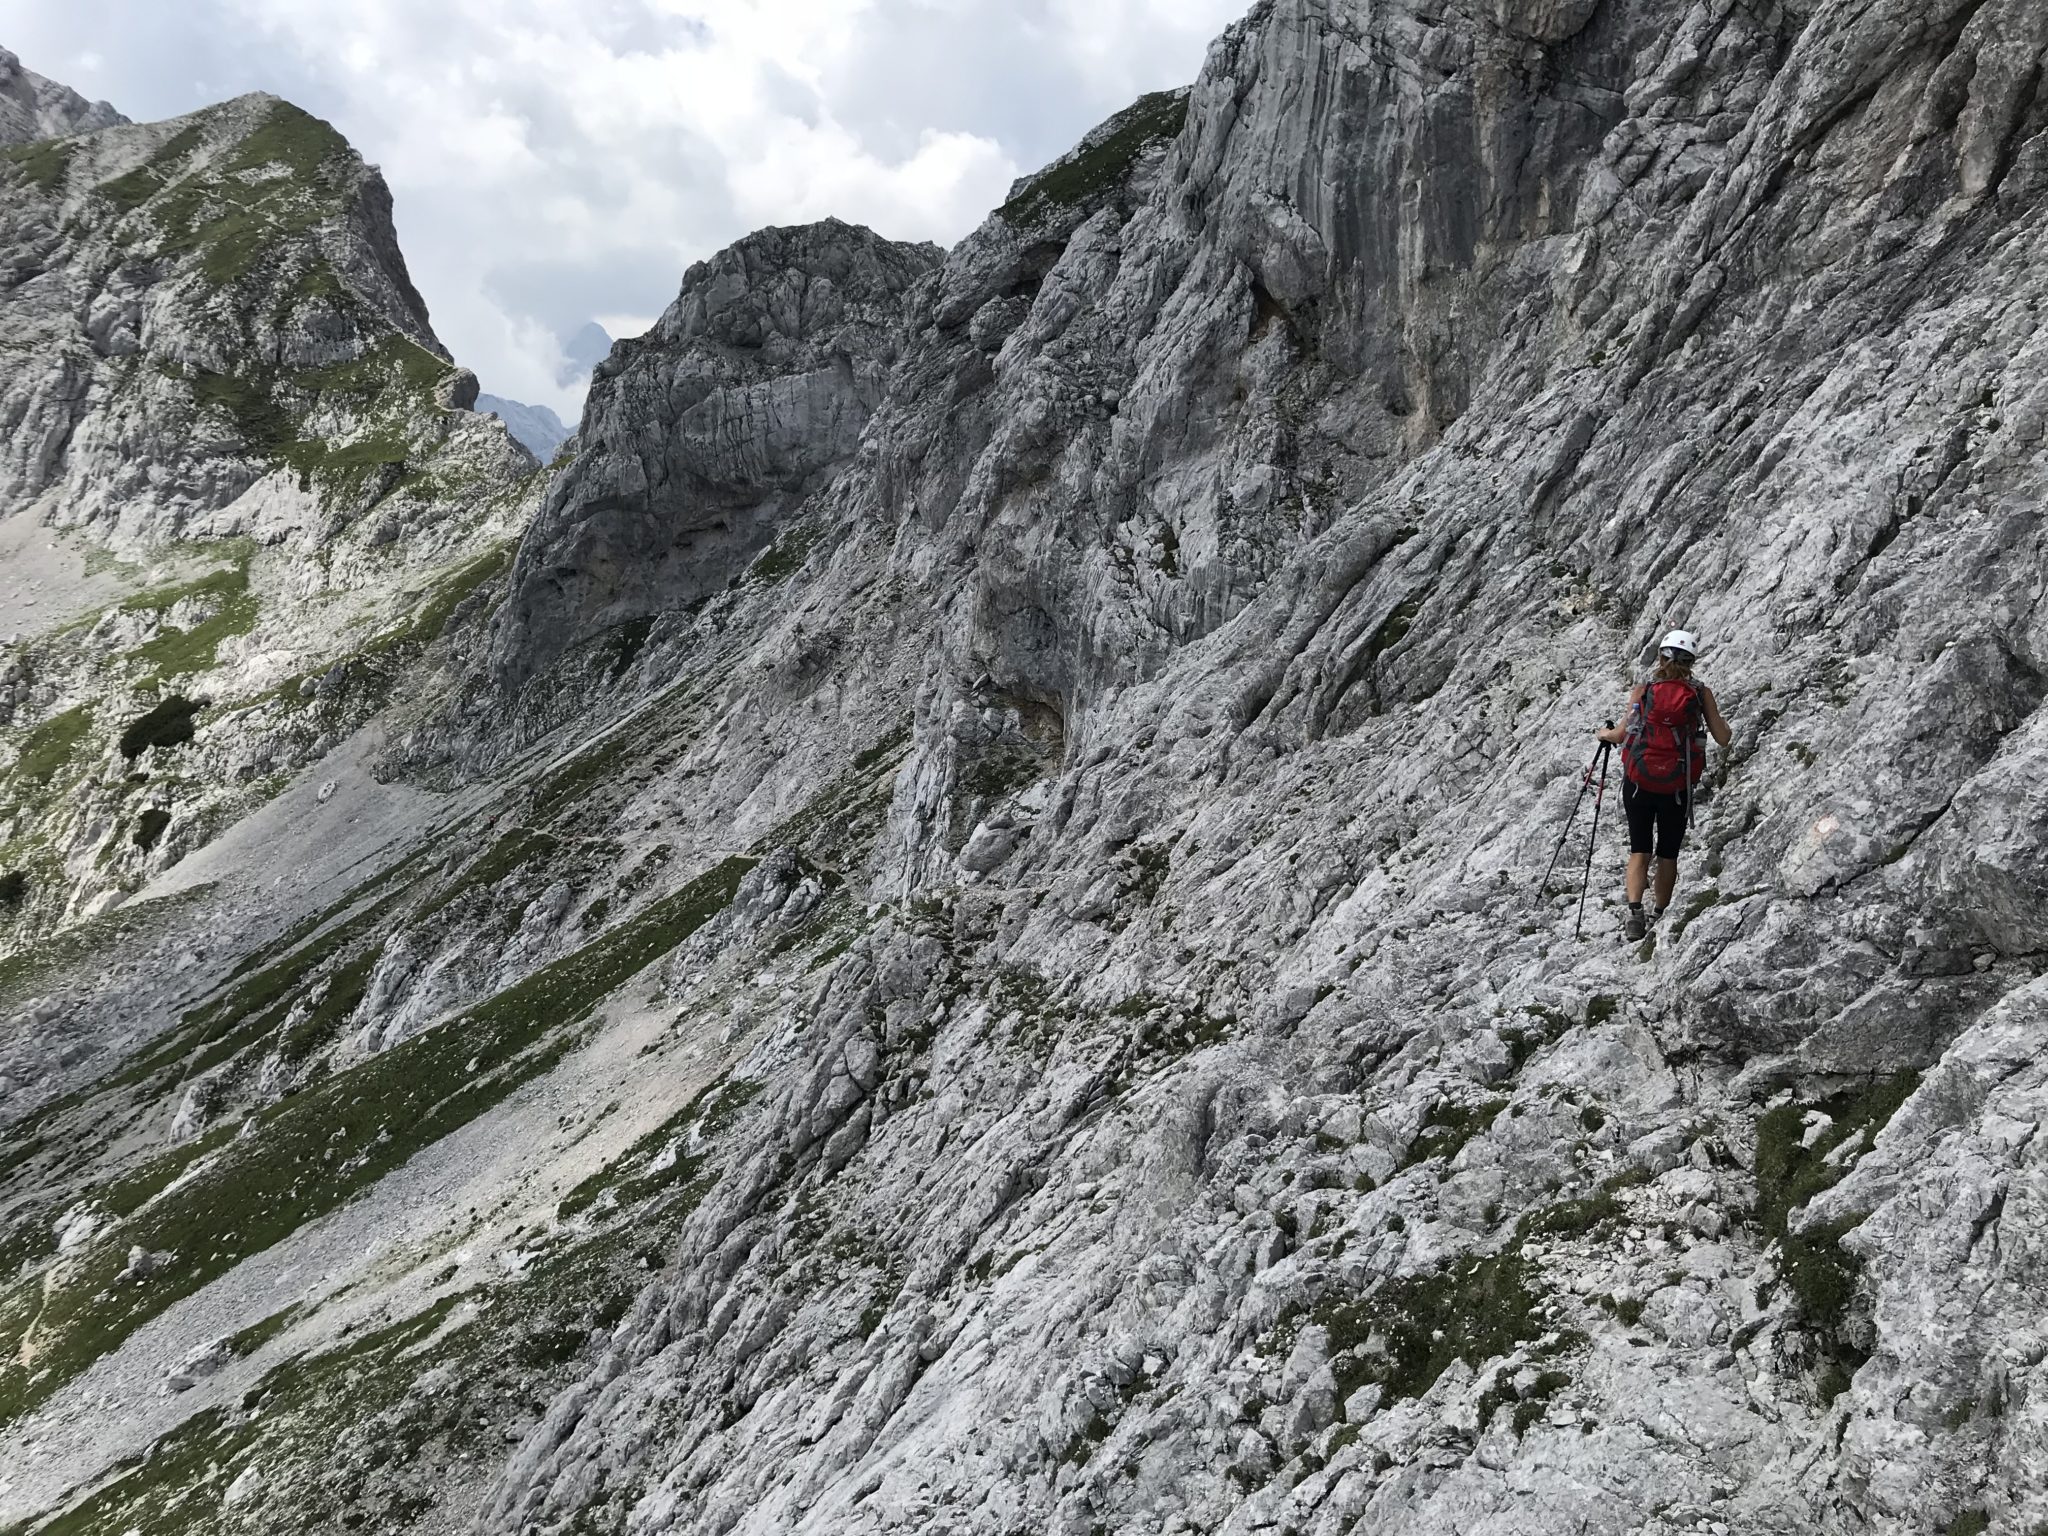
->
<box><xmin>1623</xmin><ymin>780</ymin><xmax>1688</xmax><ymax>860</ymax></box>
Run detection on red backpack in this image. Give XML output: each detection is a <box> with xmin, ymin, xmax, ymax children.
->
<box><xmin>1623</xmin><ymin>680</ymin><xmax>1707</xmax><ymax>795</ymax></box>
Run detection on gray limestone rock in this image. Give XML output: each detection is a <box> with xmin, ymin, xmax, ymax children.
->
<box><xmin>0</xmin><ymin>47</ymin><xmax>125</xmax><ymax>145</ymax></box>
<box><xmin>489</xmin><ymin>220</ymin><xmax>942</xmax><ymax>693</ymax></box>
<box><xmin>3</xmin><ymin>2</ymin><xmax>2048</xmax><ymax>1535</ymax></box>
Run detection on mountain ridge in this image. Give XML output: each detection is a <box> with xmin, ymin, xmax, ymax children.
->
<box><xmin>0</xmin><ymin>77</ymin><xmax>534</xmax><ymax>938</ymax></box>
<box><xmin>0</xmin><ymin>47</ymin><xmax>124</xmax><ymax>146</ymax></box>
<box><xmin>1</xmin><ymin>4</ymin><xmax>2046</xmax><ymax>1535</ymax></box>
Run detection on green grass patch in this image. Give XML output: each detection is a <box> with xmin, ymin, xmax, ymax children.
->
<box><xmin>531</xmin><ymin>728</ymin><xmax>643</xmax><ymax>818</ymax></box>
<box><xmin>291</xmin><ymin>334</ymin><xmax>448</xmax><ymax>400</ymax></box>
<box><xmin>854</xmin><ymin>720</ymin><xmax>914</xmax><ymax>775</ymax></box>
<box><xmin>1</xmin><ymin>138</ymin><xmax>77</xmax><ymax>193</ymax></box>
<box><xmin>191</xmin><ymin>368</ymin><xmax>295</xmax><ymax>456</ymax></box>
<box><xmin>1670</xmin><ymin>888</ymin><xmax>1721</xmax><ymax>937</ymax></box>
<box><xmin>413</xmin><ymin>825</ymin><xmax>558</xmax><ymax>922</ymax></box>
<box><xmin>106</xmin><ymin>880</ymin><xmax>419</xmax><ymax>1100</ymax></box>
<box><xmin>274</xmin><ymin>945</ymin><xmax>379</xmax><ymax>1063</ymax></box>
<box><xmin>13</xmin><ymin>705</ymin><xmax>95</xmax><ymax>785</ymax></box>
<box><xmin>97</xmin><ymin>123</ymin><xmax>206</xmax><ymax>213</ymax></box>
<box><xmin>121</xmin><ymin>556</ymin><xmax>259</xmax><ymax>681</ymax></box>
<box><xmin>145</xmin><ymin>102</ymin><xmax>353</xmax><ymax>286</ymax></box>
<box><xmin>225</xmin><ymin>1302</ymin><xmax>301</xmax><ymax>1358</ymax></box>
<box><xmin>4</xmin><ymin>993</ymin><xmax>769</xmax><ymax>1533</ymax></box>
<box><xmin>1516</xmin><ymin>1167</ymin><xmax>1650</xmax><ymax>1241</ymax></box>
<box><xmin>1401</xmin><ymin>1097</ymin><xmax>1507</xmax><ymax>1170</ymax></box>
<box><xmin>193</xmin><ymin>334</ymin><xmax>451</xmax><ymax>498</ymax></box>
<box><xmin>742</xmin><ymin>522</ymin><xmax>824</xmax><ymax>587</ymax></box>
<box><xmin>280</xmin><ymin>429</ymin><xmax>408</xmax><ymax>489</ymax></box>
<box><xmin>1754</xmin><ymin>1072</ymin><xmax>1919</xmax><ymax>1364</ymax></box>
<box><xmin>1001</xmin><ymin>90</ymin><xmax>1187</xmax><ymax>222</ymax></box>
<box><xmin>0</xmin><ymin>855</ymin><xmax>753</xmax><ymax>1423</ymax></box>
<box><xmin>356</xmin><ymin>540</ymin><xmax>515</xmax><ymax>658</ymax></box>
<box><xmin>1476</xmin><ymin>1364</ymin><xmax>1571</xmax><ymax>1438</ymax></box>
<box><xmin>89</xmin><ymin>1124</ymin><xmax>237</xmax><ymax>1221</ymax></box>
<box><xmin>14</xmin><ymin>1401</ymin><xmax>259</xmax><ymax>1536</ymax></box>
<box><xmin>1363</xmin><ymin>594</ymin><xmax>1425</xmax><ymax>668</ymax></box>
<box><xmin>1312</xmin><ymin>1249</ymin><xmax>1546</xmax><ymax>1406</ymax></box>
<box><xmin>1119</xmin><ymin>996</ymin><xmax>1230</xmax><ymax>1071</ymax></box>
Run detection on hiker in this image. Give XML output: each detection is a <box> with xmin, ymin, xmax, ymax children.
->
<box><xmin>1596</xmin><ymin>630</ymin><xmax>1731</xmax><ymax>940</ymax></box>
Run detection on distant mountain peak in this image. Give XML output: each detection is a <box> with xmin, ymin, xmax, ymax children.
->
<box><xmin>0</xmin><ymin>45</ymin><xmax>126</xmax><ymax>144</ymax></box>
<box><xmin>553</xmin><ymin>319</ymin><xmax>613</xmax><ymax>387</ymax></box>
<box><xmin>475</xmin><ymin>393</ymin><xmax>568</xmax><ymax>463</ymax></box>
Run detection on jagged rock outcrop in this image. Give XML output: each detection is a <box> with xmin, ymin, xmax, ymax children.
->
<box><xmin>1</xmin><ymin>2</ymin><xmax>2047</xmax><ymax>1535</ymax></box>
<box><xmin>491</xmin><ymin>220</ymin><xmax>940</xmax><ymax>693</ymax></box>
<box><xmin>0</xmin><ymin>48</ymin><xmax>123</xmax><ymax>145</ymax></box>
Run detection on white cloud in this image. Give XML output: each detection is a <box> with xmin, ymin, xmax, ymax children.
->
<box><xmin>0</xmin><ymin>0</ymin><xmax>1250</xmax><ymax>421</ymax></box>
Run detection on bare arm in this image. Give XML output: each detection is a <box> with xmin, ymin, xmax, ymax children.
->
<box><xmin>1701</xmin><ymin>685</ymin><xmax>1732</xmax><ymax>747</ymax></box>
<box><xmin>1597</xmin><ymin>686</ymin><xmax>1644</xmax><ymax>744</ymax></box>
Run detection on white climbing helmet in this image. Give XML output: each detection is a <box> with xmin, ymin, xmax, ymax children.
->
<box><xmin>1660</xmin><ymin>629</ymin><xmax>1699</xmax><ymax>659</ymax></box>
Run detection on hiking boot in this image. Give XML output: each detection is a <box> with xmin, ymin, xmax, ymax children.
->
<box><xmin>1652</xmin><ymin>905</ymin><xmax>1669</xmax><ymax>926</ymax></box>
<box><xmin>1625</xmin><ymin>905</ymin><xmax>1647</xmax><ymax>941</ymax></box>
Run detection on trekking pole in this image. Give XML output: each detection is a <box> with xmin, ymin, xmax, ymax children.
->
<box><xmin>1575</xmin><ymin>741</ymin><xmax>1614</xmax><ymax>939</ymax></box>
<box><xmin>1536</xmin><ymin>724</ymin><xmax>1615</xmax><ymax>897</ymax></box>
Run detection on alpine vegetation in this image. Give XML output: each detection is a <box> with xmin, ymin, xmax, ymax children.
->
<box><xmin>2</xmin><ymin>2</ymin><xmax>2047</xmax><ymax>1535</ymax></box>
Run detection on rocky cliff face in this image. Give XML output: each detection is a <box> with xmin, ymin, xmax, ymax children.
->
<box><xmin>0</xmin><ymin>89</ymin><xmax>518</xmax><ymax>549</ymax></box>
<box><xmin>3</xmin><ymin>3</ymin><xmax>2048</xmax><ymax>1536</ymax></box>
<box><xmin>490</xmin><ymin>221</ymin><xmax>940</xmax><ymax>698</ymax></box>
<box><xmin>0</xmin><ymin>83</ymin><xmax>534</xmax><ymax>936</ymax></box>
<box><xmin>0</xmin><ymin>49</ymin><xmax>123</xmax><ymax>146</ymax></box>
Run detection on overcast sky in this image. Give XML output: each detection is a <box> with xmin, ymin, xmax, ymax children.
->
<box><xmin>0</xmin><ymin>0</ymin><xmax>1246</xmax><ymax>421</ymax></box>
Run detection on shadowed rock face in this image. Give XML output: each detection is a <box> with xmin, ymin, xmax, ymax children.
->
<box><xmin>491</xmin><ymin>220</ymin><xmax>942</xmax><ymax>691</ymax></box>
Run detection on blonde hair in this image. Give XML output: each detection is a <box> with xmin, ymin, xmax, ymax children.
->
<box><xmin>1653</xmin><ymin>654</ymin><xmax>1695</xmax><ymax>683</ymax></box>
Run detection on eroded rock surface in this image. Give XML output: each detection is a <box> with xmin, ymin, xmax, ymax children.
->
<box><xmin>1</xmin><ymin>3</ymin><xmax>2046</xmax><ymax>1536</ymax></box>
<box><xmin>0</xmin><ymin>48</ymin><xmax>124</xmax><ymax>145</ymax></box>
<box><xmin>492</xmin><ymin>221</ymin><xmax>941</xmax><ymax>693</ymax></box>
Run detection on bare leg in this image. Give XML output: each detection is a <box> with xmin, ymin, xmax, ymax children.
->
<box><xmin>1626</xmin><ymin>853</ymin><xmax>1650</xmax><ymax>904</ymax></box>
<box><xmin>1654</xmin><ymin>858</ymin><xmax>1679</xmax><ymax>909</ymax></box>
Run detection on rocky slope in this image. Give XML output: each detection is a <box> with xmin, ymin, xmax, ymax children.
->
<box><xmin>2</xmin><ymin>2</ymin><xmax>2048</xmax><ymax>1535</ymax></box>
<box><xmin>0</xmin><ymin>79</ymin><xmax>537</xmax><ymax>938</ymax></box>
<box><xmin>0</xmin><ymin>49</ymin><xmax>123</xmax><ymax>146</ymax></box>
